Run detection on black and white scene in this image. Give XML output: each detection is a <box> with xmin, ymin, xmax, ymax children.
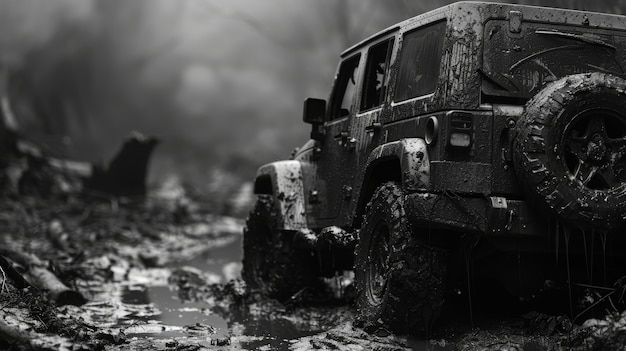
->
<box><xmin>1</xmin><ymin>0</ymin><xmax>626</xmax><ymax>349</ymax></box>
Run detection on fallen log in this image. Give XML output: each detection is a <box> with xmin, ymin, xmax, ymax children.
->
<box><xmin>0</xmin><ymin>247</ymin><xmax>86</xmax><ymax>306</ymax></box>
<box><xmin>28</xmin><ymin>265</ymin><xmax>86</xmax><ymax>306</ymax></box>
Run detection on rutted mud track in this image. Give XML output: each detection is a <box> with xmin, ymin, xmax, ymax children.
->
<box><xmin>0</xmin><ymin>189</ymin><xmax>411</xmax><ymax>350</ymax></box>
<box><xmin>0</xmin><ymin>189</ymin><xmax>624</xmax><ymax>350</ymax></box>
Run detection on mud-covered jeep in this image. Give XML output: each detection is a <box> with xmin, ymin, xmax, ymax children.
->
<box><xmin>243</xmin><ymin>2</ymin><xmax>626</xmax><ymax>335</ymax></box>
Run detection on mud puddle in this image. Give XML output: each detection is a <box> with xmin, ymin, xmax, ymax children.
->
<box><xmin>169</xmin><ymin>234</ymin><xmax>243</xmax><ymax>282</ymax></box>
<box><xmin>119</xmin><ymin>285</ymin><xmax>228</xmax><ymax>339</ymax></box>
<box><xmin>76</xmin><ymin>231</ymin><xmax>329</xmax><ymax>349</ymax></box>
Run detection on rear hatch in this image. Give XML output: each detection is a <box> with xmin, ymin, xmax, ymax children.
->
<box><xmin>481</xmin><ymin>20</ymin><xmax>626</xmax><ymax>102</ymax></box>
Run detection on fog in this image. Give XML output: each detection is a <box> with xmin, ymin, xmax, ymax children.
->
<box><xmin>1</xmin><ymin>0</ymin><xmax>625</xmax><ymax>188</ymax></box>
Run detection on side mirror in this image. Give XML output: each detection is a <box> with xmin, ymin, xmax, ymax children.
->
<box><xmin>303</xmin><ymin>98</ymin><xmax>326</xmax><ymax>125</ymax></box>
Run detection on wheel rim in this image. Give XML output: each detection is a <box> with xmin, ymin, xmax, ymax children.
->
<box><xmin>366</xmin><ymin>220</ymin><xmax>390</xmax><ymax>306</ymax></box>
<box><xmin>562</xmin><ymin>109</ymin><xmax>626</xmax><ymax>190</ymax></box>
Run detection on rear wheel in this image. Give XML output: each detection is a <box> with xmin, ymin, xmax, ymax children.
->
<box><xmin>355</xmin><ymin>182</ymin><xmax>447</xmax><ymax>335</ymax></box>
<box><xmin>242</xmin><ymin>195</ymin><xmax>314</xmax><ymax>301</ymax></box>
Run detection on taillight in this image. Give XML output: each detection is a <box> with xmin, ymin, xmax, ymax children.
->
<box><xmin>450</xmin><ymin>132</ymin><xmax>471</xmax><ymax>147</ymax></box>
<box><xmin>448</xmin><ymin>111</ymin><xmax>473</xmax><ymax>148</ymax></box>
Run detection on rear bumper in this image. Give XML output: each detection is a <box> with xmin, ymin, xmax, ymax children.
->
<box><xmin>405</xmin><ymin>192</ymin><xmax>547</xmax><ymax>237</ymax></box>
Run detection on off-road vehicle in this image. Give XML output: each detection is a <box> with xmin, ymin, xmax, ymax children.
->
<box><xmin>242</xmin><ymin>2</ymin><xmax>626</xmax><ymax>335</ymax></box>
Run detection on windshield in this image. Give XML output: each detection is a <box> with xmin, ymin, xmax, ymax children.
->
<box><xmin>482</xmin><ymin>20</ymin><xmax>626</xmax><ymax>101</ymax></box>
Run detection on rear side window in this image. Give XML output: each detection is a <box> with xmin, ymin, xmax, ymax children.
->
<box><xmin>394</xmin><ymin>21</ymin><xmax>446</xmax><ymax>101</ymax></box>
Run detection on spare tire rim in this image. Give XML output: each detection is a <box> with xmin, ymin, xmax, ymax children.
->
<box><xmin>366</xmin><ymin>221</ymin><xmax>390</xmax><ymax>306</ymax></box>
<box><xmin>563</xmin><ymin>109</ymin><xmax>626</xmax><ymax>190</ymax></box>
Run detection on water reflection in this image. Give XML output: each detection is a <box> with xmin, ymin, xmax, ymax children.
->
<box><xmin>230</xmin><ymin>305</ymin><xmax>322</xmax><ymax>350</ymax></box>
<box><xmin>121</xmin><ymin>285</ymin><xmax>229</xmax><ymax>339</ymax></box>
<box><xmin>118</xmin><ymin>234</ymin><xmax>322</xmax><ymax>349</ymax></box>
<box><xmin>170</xmin><ymin>235</ymin><xmax>243</xmax><ymax>281</ymax></box>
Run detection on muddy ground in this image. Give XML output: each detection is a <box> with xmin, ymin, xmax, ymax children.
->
<box><xmin>1</xmin><ymin>182</ymin><xmax>625</xmax><ymax>350</ymax></box>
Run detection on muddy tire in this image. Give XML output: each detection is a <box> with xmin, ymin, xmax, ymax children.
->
<box><xmin>513</xmin><ymin>72</ymin><xmax>626</xmax><ymax>229</ymax></box>
<box><xmin>355</xmin><ymin>182</ymin><xmax>447</xmax><ymax>335</ymax></box>
<box><xmin>242</xmin><ymin>195</ymin><xmax>314</xmax><ymax>301</ymax></box>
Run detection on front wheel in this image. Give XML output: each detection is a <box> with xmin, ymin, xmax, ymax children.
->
<box><xmin>242</xmin><ymin>195</ymin><xmax>314</xmax><ymax>301</ymax></box>
<box><xmin>355</xmin><ymin>182</ymin><xmax>447</xmax><ymax>335</ymax></box>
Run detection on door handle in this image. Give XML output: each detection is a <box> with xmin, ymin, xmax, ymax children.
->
<box><xmin>365</xmin><ymin>122</ymin><xmax>382</xmax><ymax>134</ymax></box>
<box><xmin>334</xmin><ymin>131</ymin><xmax>349</xmax><ymax>146</ymax></box>
<box><xmin>333</xmin><ymin>131</ymin><xmax>357</xmax><ymax>150</ymax></box>
<box><xmin>333</xmin><ymin>131</ymin><xmax>349</xmax><ymax>141</ymax></box>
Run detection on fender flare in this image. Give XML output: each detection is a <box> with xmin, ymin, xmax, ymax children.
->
<box><xmin>364</xmin><ymin>138</ymin><xmax>431</xmax><ymax>191</ymax></box>
<box><xmin>352</xmin><ymin>138</ymin><xmax>430</xmax><ymax>226</ymax></box>
<box><xmin>255</xmin><ymin>160</ymin><xmax>306</xmax><ymax>230</ymax></box>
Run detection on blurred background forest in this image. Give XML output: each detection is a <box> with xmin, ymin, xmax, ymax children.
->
<box><xmin>0</xmin><ymin>0</ymin><xmax>625</xmax><ymax>209</ymax></box>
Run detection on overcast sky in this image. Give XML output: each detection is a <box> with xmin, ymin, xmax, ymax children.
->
<box><xmin>0</xmin><ymin>0</ymin><xmax>624</xmax><ymax>185</ymax></box>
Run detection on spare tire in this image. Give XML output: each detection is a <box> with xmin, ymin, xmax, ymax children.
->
<box><xmin>512</xmin><ymin>72</ymin><xmax>626</xmax><ymax>229</ymax></box>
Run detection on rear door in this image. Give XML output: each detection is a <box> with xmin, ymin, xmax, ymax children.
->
<box><xmin>345</xmin><ymin>37</ymin><xmax>396</xmax><ymax>218</ymax></box>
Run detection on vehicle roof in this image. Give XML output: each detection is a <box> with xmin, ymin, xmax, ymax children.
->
<box><xmin>340</xmin><ymin>1</ymin><xmax>626</xmax><ymax>58</ymax></box>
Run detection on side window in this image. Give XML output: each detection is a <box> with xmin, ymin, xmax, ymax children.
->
<box><xmin>361</xmin><ymin>38</ymin><xmax>394</xmax><ymax>111</ymax></box>
<box><xmin>394</xmin><ymin>21</ymin><xmax>446</xmax><ymax>102</ymax></box>
<box><xmin>329</xmin><ymin>54</ymin><xmax>361</xmax><ymax>119</ymax></box>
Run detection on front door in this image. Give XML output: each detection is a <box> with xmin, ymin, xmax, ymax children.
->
<box><xmin>311</xmin><ymin>53</ymin><xmax>361</xmax><ymax>223</ymax></box>
<box><xmin>311</xmin><ymin>37</ymin><xmax>396</xmax><ymax>227</ymax></box>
